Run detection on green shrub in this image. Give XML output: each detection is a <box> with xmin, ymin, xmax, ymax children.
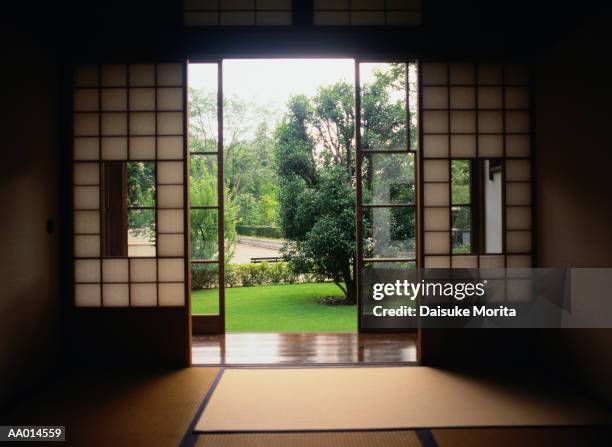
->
<box><xmin>236</xmin><ymin>225</ymin><xmax>282</xmax><ymax>239</ymax></box>
<box><xmin>190</xmin><ymin>261</ymin><xmax>328</xmax><ymax>290</ymax></box>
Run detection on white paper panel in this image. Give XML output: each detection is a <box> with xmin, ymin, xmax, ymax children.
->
<box><xmin>422</xmin><ymin>87</ymin><xmax>447</xmax><ymax>109</ymax></box>
<box><xmin>130</xmin><ymin>258</ymin><xmax>157</xmax><ymax>282</ymax></box>
<box><xmin>129</xmin><ymin>64</ymin><xmax>155</xmax><ymax>87</ymax></box>
<box><xmin>75</xmin><ymin>284</ymin><xmax>101</xmax><ymax>307</ymax></box>
<box><xmin>157</xmin><ymin>64</ymin><xmax>183</xmax><ymax>86</ymax></box>
<box><xmin>158</xmin><ymin>258</ymin><xmax>185</xmax><ymax>282</ymax></box>
<box><xmin>506</xmin><ymin>278</ymin><xmax>532</xmax><ymax>303</ymax></box>
<box><xmin>158</xmin><ymin>234</ymin><xmax>184</xmax><ymax>257</ymax></box>
<box><xmin>449</xmin><ymin>87</ymin><xmax>475</xmax><ymax>109</ymax></box>
<box><xmin>158</xmin><ymin>209</ymin><xmax>184</xmax><ymax>234</ymax></box>
<box><xmin>74</xmin><ymin>137</ymin><xmax>99</xmax><ymax>160</ymax></box>
<box><xmin>256</xmin><ymin>11</ymin><xmax>292</xmax><ymax>25</ymax></box>
<box><xmin>424</xmin><ymin>207</ymin><xmax>449</xmax><ymax>231</ymax></box>
<box><xmin>506</xmin><ymin>182</ymin><xmax>531</xmax><ymax>206</ymax></box>
<box><xmin>505</xmin><ymin>159</ymin><xmax>531</xmax><ymax>182</ymax></box>
<box><xmin>478</xmin><ymin>135</ymin><xmax>503</xmax><ymax>157</ymax></box>
<box><xmin>101</xmin><ymin>65</ymin><xmax>127</xmax><ymax>87</ymax></box>
<box><xmin>506</xmin><ymin>255</ymin><xmax>532</xmax><ymax>268</ymax></box>
<box><xmin>450</xmin><ymin>111</ymin><xmax>476</xmax><ymax>133</ymax></box>
<box><xmin>424</xmin><ymin>231</ymin><xmax>449</xmax><ymax>254</ymax></box>
<box><xmin>506</xmin><ymin>230</ymin><xmax>532</xmax><ymax>253</ymax></box>
<box><xmin>157</xmin><ymin>88</ymin><xmax>183</xmax><ymax>110</ymax></box>
<box><xmin>423</xmin><ymin>183</ymin><xmax>449</xmax><ymax>206</ymax></box>
<box><xmin>103</xmin><ymin>283</ymin><xmax>130</xmax><ymax>307</ymax></box>
<box><xmin>101</xmin><ymin>112</ymin><xmax>127</xmax><ymax>136</ymax></box>
<box><xmin>423</xmin><ymin>134</ymin><xmax>448</xmax><ymax>158</ymax></box>
<box><xmin>505</xmin><ymin>135</ymin><xmax>530</xmax><ymax>158</ymax></box>
<box><xmin>479</xmin><ymin>255</ymin><xmax>504</xmax><ymax>268</ymax></box>
<box><xmin>130</xmin><ymin>283</ymin><xmax>157</xmax><ymax>307</ymax></box>
<box><xmin>506</xmin><ymin>206</ymin><xmax>531</xmax><ymax>230</ymax></box>
<box><xmin>129</xmin><ymin>136</ymin><xmax>156</xmax><ymax>159</ymax></box>
<box><xmin>74</xmin><ymin>186</ymin><xmax>100</xmax><ymax>210</ymax></box>
<box><xmin>351</xmin><ymin>12</ymin><xmax>385</xmax><ymax>25</ymax></box>
<box><xmin>157</xmin><ymin>112</ymin><xmax>183</xmax><ymax>135</ymax></box>
<box><xmin>101</xmin><ymin>88</ymin><xmax>127</xmax><ymax>111</ymax></box>
<box><xmin>477</xmin><ymin>64</ymin><xmax>502</xmax><ymax>84</ymax></box>
<box><xmin>423</xmin><ymin>160</ymin><xmax>449</xmax><ymax>182</ymax></box>
<box><xmin>478</xmin><ymin>111</ymin><xmax>503</xmax><ymax>133</ymax></box>
<box><xmin>75</xmin><ymin>259</ymin><xmax>101</xmax><ymax>282</ymax></box>
<box><xmin>157</xmin><ymin>136</ymin><xmax>183</xmax><ymax>159</ymax></box>
<box><xmin>74</xmin><ymin>163</ymin><xmax>99</xmax><ymax>185</ymax></box>
<box><xmin>450</xmin><ymin>135</ymin><xmax>477</xmax><ymax>157</ymax></box>
<box><xmin>505</xmin><ymin>111</ymin><xmax>530</xmax><ymax>133</ymax></box>
<box><xmin>101</xmin><ymin>137</ymin><xmax>128</xmax><ymax>160</ymax></box>
<box><xmin>102</xmin><ymin>259</ymin><xmax>129</xmax><ymax>283</ymax></box>
<box><xmin>158</xmin><ymin>185</ymin><xmax>184</xmax><ymax>208</ymax></box>
<box><xmin>422</xmin><ymin>111</ymin><xmax>448</xmax><ymax>133</ymax></box>
<box><xmin>452</xmin><ymin>255</ymin><xmax>477</xmax><ymax>268</ymax></box>
<box><xmin>158</xmin><ymin>283</ymin><xmax>185</xmax><ymax>306</ymax></box>
<box><xmin>129</xmin><ymin>88</ymin><xmax>156</xmax><ymax>111</ymax></box>
<box><xmin>505</xmin><ymin>87</ymin><xmax>529</xmax><ymax>109</ymax></box>
<box><xmin>74</xmin><ymin>113</ymin><xmax>99</xmax><ymax>136</ymax></box>
<box><xmin>129</xmin><ymin>112</ymin><xmax>156</xmax><ymax>135</ymax></box>
<box><xmin>74</xmin><ymin>89</ymin><xmax>99</xmax><ymax>112</ymax></box>
<box><xmin>259</xmin><ymin>0</ymin><xmax>292</xmax><ymax>9</ymax></box>
<box><xmin>74</xmin><ymin>65</ymin><xmax>98</xmax><ymax>87</ymax></box>
<box><xmin>449</xmin><ymin>64</ymin><xmax>474</xmax><ymax>85</ymax></box>
<box><xmin>158</xmin><ymin>161</ymin><xmax>184</xmax><ymax>184</ymax></box>
<box><xmin>74</xmin><ymin>210</ymin><xmax>100</xmax><ymax>234</ymax></box>
<box><xmin>422</xmin><ymin>63</ymin><xmax>447</xmax><ymax>85</ymax></box>
<box><xmin>74</xmin><ymin>235</ymin><xmax>100</xmax><ymax>258</ymax></box>
<box><xmin>424</xmin><ymin>256</ymin><xmax>450</xmax><ymax>268</ymax></box>
<box><xmin>477</xmin><ymin>87</ymin><xmax>503</xmax><ymax>109</ymax></box>
<box><xmin>313</xmin><ymin>11</ymin><xmax>349</xmax><ymax>25</ymax></box>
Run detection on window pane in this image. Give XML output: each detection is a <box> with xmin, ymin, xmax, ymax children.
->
<box><xmin>451</xmin><ymin>206</ymin><xmax>471</xmax><ymax>254</ymax></box>
<box><xmin>190</xmin><ymin>209</ymin><xmax>218</xmax><ymax>261</ymax></box>
<box><xmin>128</xmin><ymin>208</ymin><xmax>156</xmax><ymax>257</ymax></box>
<box><xmin>364</xmin><ymin>206</ymin><xmax>415</xmax><ymax>259</ymax></box>
<box><xmin>451</xmin><ymin>159</ymin><xmax>471</xmax><ymax>205</ymax></box>
<box><xmin>127</xmin><ymin>162</ymin><xmax>156</xmax><ymax>207</ymax></box>
<box><xmin>190</xmin><ymin>155</ymin><xmax>218</xmax><ymax>206</ymax></box>
<box><xmin>360</xmin><ymin>63</ymin><xmax>408</xmax><ymax>151</ymax></box>
<box><xmin>188</xmin><ymin>63</ymin><xmax>218</xmax><ymax>153</ymax></box>
<box><xmin>362</xmin><ymin>153</ymin><xmax>415</xmax><ymax>205</ymax></box>
<box><xmin>191</xmin><ymin>263</ymin><xmax>220</xmax><ymax>315</ymax></box>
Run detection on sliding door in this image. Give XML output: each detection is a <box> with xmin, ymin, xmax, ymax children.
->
<box><xmin>189</xmin><ymin>61</ymin><xmax>226</xmax><ymax>334</ymax></box>
<box><xmin>355</xmin><ymin>60</ymin><xmax>418</xmax><ymax>331</ymax></box>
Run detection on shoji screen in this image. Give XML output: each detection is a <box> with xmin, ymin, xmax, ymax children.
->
<box><xmin>72</xmin><ymin>63</ymin><xmax>187</xmax><ymax>307</ymax></box>
<box><xmin>184</xmin><ymin>0</ymin><xmax>292</xmax><ymax>26</ymax></box>
<box><xmin>313</xmin><ymin>0</ymin><xmax>421</xmax><ymax>26</ymax></box>
<box><xmin>420</xmin><ymin>63</ymin><xmax>532</xmax><ymax>268</ymax></box>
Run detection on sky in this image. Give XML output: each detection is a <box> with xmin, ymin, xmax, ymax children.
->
<box><xmin>188</xmin><ymin>59</ymin><xmax>401</xmax><ymax>139</ymax></box>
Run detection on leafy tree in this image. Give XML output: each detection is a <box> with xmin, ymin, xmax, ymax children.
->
<box><xmin>275</xmin><ymin>64</ymin><xmax>415</xmax><ymax>304</ymax></box>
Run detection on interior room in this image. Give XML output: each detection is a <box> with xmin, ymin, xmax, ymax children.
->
<box><xmin>2</xmin><ymin>0</ymin><xmax>612</xmax><ymax>445</ymax></box>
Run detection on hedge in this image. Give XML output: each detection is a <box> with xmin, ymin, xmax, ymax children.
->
<box><xmin>191</xmin><ymin>261</ymin><xmax>328</xmax><ymax>290</ymax></box>
<box><xmin>236</xmin><ymin>225</ymin><xmax>282</xmax><ymax>239</ymax></box>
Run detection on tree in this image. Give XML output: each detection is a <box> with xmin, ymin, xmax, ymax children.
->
<box><xmin>275</xmin><ymin>64</ymin><xmax>414</xmax><ymax>304</ymax></box>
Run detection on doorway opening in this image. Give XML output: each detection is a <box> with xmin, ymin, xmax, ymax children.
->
<box><xmin>188</xmin><ymin>59</ymin><xmax>418</xmax><ymax>364</ymax></box>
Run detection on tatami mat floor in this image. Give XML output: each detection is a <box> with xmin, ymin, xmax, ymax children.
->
<box><xmin>2</xmin><ymin>367</ymin><xmax>611</xmax><ymax>447</ymax></box>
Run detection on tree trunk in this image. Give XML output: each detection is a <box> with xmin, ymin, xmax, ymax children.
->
<box><xmin>342</xmin><ymin>263</ymin><xmax>356</xmax><ymax>305</ymax></box>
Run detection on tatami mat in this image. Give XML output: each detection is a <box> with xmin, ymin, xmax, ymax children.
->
<box><xmin>195</xmin><ymin>367</ymin><xmax>612</xmax><ymax>432</ymax></box>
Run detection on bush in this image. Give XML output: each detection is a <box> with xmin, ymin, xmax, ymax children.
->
<box><xmin>236</xmin><ymin>225</ymin><xmax>282</xmax><ymax>239</ymax></box>
<box><xmin>191</xmin><ymin>261</ymin><xmax>326</xmax><ymax>290</ymax></box>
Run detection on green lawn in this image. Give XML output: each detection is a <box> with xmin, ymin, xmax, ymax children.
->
<box><xmin>192</xmin><ymin>283</ymin><xmax>357</xmax><ymax>332</ymax></box>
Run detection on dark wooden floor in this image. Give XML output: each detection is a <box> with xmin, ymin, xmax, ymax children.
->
<box><xmin>192</xmin><ymin>332</ymin><xmax>418</xmax><ymax>365</ymax></box>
